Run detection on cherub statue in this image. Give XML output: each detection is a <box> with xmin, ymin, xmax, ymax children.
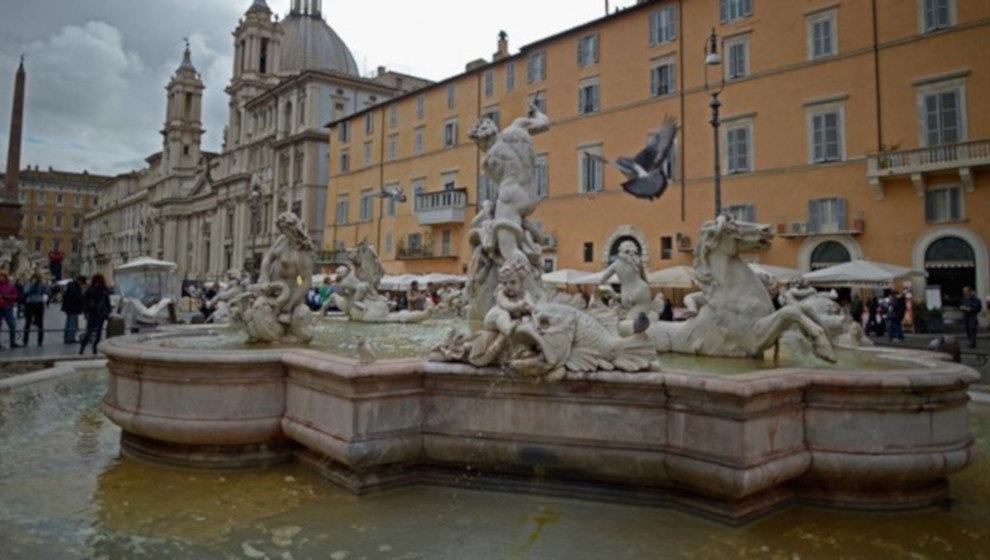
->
<box><xmin>483</xmin><ymin>260</ymin><xmax>535</xmax><ymax>339</ymax></box>
<box><xmin>600</xmin><ymin>240</ymin><xmax>653</xmax><ymax>326</ymax></box>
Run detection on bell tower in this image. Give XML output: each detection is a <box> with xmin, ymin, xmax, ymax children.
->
<box><xmin>162</xmin><ymin>40</ymin><xmax>204</xmax><ymax>175</ymax></box>
<box><xmin>226</xmin><ymin>0</ymin><xmax>281</xmax><ymax>149</ymax></box>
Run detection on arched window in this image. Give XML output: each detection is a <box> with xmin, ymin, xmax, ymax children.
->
<box><xmin>810</xmin><ymin>240</ymin><xmax>850</xmax><ymax>269</ymax></box>
<box><xmin>925</xmin><ymin>236</ymin><xmax>976</xmax><ymax>307</ymax></box>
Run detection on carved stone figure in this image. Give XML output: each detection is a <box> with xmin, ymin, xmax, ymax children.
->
<box><xmin>206</xmin><ymin>269</ymin><xmax>252</xmax><ymax>324</ymax></box>
<box><xmin>326</xmin><ymin>242</ymin><xmax>431</xmax><ymax>324</ymax></box>
<box><xmin>777</xmin><ymin>279</ymin><xmax>872</xmax><ymax>348</ymax></box>
<box><xmin>242</xmin><ymin>212</ymin><xmax>315</xmax><ymax>343</ymax></box>
<box><xmin>120</xmin><ymin>297</ymin><xmax>174</xmax><ymax>325</ymax></box>
<box><xmin>599</xmin><ymin>240</ymin><xmax>655</xmax><ymax>333</ymax></box>
<box><xmin>646</xmin><ymin>215</ymin><xmax>837</xmax><ymax>362</ymax></box>
<box><xmin>466</xmin><ymin>105</ymin><xmax>550</xmax><ymax>327</ymax></box>
<box><xmin>355</xmin><ymin>334</ymin><xmax>376</xmax><ymax>364</ymax></box>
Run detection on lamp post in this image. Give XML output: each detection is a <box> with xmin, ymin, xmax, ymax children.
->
<box><xmin>704</xmin><ymin>27</ymin><xmax>725</xmax><ymax>218</ymax></box>
<box><xmin>250</xmin><ymin>177</ymin><xmax>262</xmax><ymax>281</ymax></box>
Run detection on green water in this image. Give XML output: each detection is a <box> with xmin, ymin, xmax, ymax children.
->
<box><xmin>1</xmin><ymin>370</ymin><xmax>988</xmax><ymax>558</ymax></box>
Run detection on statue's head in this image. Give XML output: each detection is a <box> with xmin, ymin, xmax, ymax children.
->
<box><xmin>617</xmin><ymin>240</ymin><xmax>640</xmax><ymax>263</ymax></box>
<box><xmin>335</xmin><ymin>265</ymin><xmax>349</xmax><ymax>279</ymax></box>
<box><xmin>276</xmin><ymin>212</ymin><xmax>315</xmax><ymax>251</ymax></box>
<box><xmin>468</xmin><ymin>118</ymin><xmax>499</xmax><ymax>144</ymax></box>
<box><xmin>497</xmin><ymin>260</ymin><xmax>529</xmax><ymax>297</ymax></box>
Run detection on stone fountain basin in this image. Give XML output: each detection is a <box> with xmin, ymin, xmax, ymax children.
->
<box><xmin>100</xmin><ymin>331</ymin><xmax>979</xmax><ymax>524</ymax></box>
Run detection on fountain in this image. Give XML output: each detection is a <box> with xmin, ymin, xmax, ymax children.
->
<box><xmin>96</xmin><ymin>107</ymin><xmax>979</xmax><ymax>525</ymax></box>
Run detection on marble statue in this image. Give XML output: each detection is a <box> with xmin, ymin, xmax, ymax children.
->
<box><xmin>599</xmin><ymin>240</ymin><xmax>655</xmax><ymax>334</ymax></box>
<box><xmin>326</xmin><ymin>241</ymin><xmax>431</xmax><ymax>323</ymax></box>
<box><xmin>646</xmin><ymin>215</ymin><xmax>837</xmax><ymax>362</ymax></box>
<box><xmin>206</xmin><ymin>269</ymin><xmax>252</xmax><ymax>324</ymax></box>
<box><xmin>242</xmin><ymin>212</ymin><xmax>314</xmax><ymax>343</ymax></box>
<box><xmin>432</xmin><ymin>260</ymin><xmax>655</xmax><ymax>382</ymax></box>
<box><xmin>355</xmin><ymin>334</ymin><xmax>376</xmax><ymax>364</ymax></box>
<box><xmin>120</xmin><ymin>297</ymin><xmax>174</xmax><ymax>325</ymax></box>
<box><xmin>777</xmin><ymin>278</ymin><xmax>872</xmax><ymax>348</ymax></box>
<box><xmin>466</xmin><ymin>104</ymin><xmax>550</xmax><ymax>327</ymax></box>
<box><xmin>0</xmin><ymin>237</ymin><xmax>28</xmax><ymax>277</ymax></box>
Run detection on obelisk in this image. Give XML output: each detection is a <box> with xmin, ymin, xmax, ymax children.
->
<box><xmin>0</xmin><ymin>56</ymin><xmax>26</xmax><ymax>237</ymax></box>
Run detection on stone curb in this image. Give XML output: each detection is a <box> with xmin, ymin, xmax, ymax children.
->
<box><xmin>0</xmin><ymin>359</ymin><xmax>107</xmax><ymax>393</ymax></box>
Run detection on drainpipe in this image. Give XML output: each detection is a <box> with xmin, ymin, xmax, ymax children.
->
<box><xmin>872</xmin><ymin>0</ymin><xmax>883</xmax><ymax>152</ymax></box>
<box><xmin>377</xmin><ymin>104</ymin><xmax>385</xmax><ymax>253</ymax></box>
<box><xmin>678</xmin><ymin>0</ymin><xmax>686</xmax><ymax>222</ymax></box>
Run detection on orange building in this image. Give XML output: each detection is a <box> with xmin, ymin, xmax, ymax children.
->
<box><xmin>326</xmin><ymin>0</ymin><xmax>990</xmax><ymax>307</ymax></box>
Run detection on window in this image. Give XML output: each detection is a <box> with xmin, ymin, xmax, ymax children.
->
<box><xmin>360</xmin><ymin>190</ymin><xmax>374</xmax><ymax>222</ymax></box>
<box><xmin>725</xmin><ymin>203</ymin><xmax>756</xmax><ymax>223</ymax></box>
<box><xmin>34</xmin><ymin>238</ymin><xmax>41</xmax><ymax>251</ymax></box>
<box><xmin>443</xmin><ymin>120</ymin><xmax>458</xmax><ymax>148</ymax></box>
<box><xmin>338</xmin><ymin>121</ymin><xmax>350</xmax><ymax>142</ymax></box>
<box><xmin>390</xmin><ymin>104</ymin><xmax>398</xmax><ymax>127</ymax></box>
<box><xmin>412</xmin><ymin>178</ymin><xmax>426</xmax><ymax>211</ymax></box>
<box><xmin>578</xmin><ymin>78</ymin><xmax>600</xmax><ymax>115</ymax></box>
<box><xmin>37</xmin><ymin>192</ymin><xmax>45</xmax><ymax>203</ymax></box>
<box><xmin>446</xmin><ymin>84</ymin><xmax>456</xmax><ymax>109</ymax></box>
<box><xmin>724</xmin><ymin>35</ymin><xmax>749</xmax><ymax>80</ymax></box>
<box><xmin>442</xmin><ymin>171</ymin><xmax>458</xmax><ymax>191</ymax></box>
<box><xmin>414</xmin><ymin>126</ymin><xmax>425</xmax><ymax>155</ymax></box>
<box><xmin>535</xmin><ymin>154</ymin><xmax>549</xmax><ymax>198</ymax></box>
<box><xmin>362</xmin><ymin>142</ymin><xmax>372</xmax><ymax>167</ymax></box>
<box><xmin>73</xmin><ymin>215</ymin><xmax>81</xmax><ymax>229</ymax></box>
<box><xmin>385</xmin><ymin>231</ymin><xmax>393</xmax><ymax>254</ymax></box>
<box><xmin>408</xmin><ymin>233</ymin><xmax>422</xmax><ymax>250</ymax></box>
<box><xmin>583</xmin><ymin>242</ymin><xmax>594</xmax><ymax>263</ymax></box>
<box><xmin>650</xmin><ymin>57</ymin><xmax>676</xmax><ymax>97</ymax></box>
<box><xmin>35</xmin><ymin>212</ymin><xmax>44</xmax><ymax>225</ymax></box>
<box><xmin>364</xmin><ymin>112</ymin><xmax>374</xmax><ymax>135</ymax></box>
<box><xmin>482</xmin><ymin>106</ymin><xmax>500</xmax><ymax>128</ymax></box>
<box><xmin>480</xmin><ymin>175</ymin><xmax>497</xmax><ymax>203</ymax></box>
<box><xmin>809</xmin><ymin>197</ymin><xmax>847</xmax><ymax>233</ymax></box>
<box><xmin>660</xmin><ymin>236</ymin><xmax>673</xmax><ymax>260</ymax></box>
<box><xmin>807</xmin><ymin>10</ymin><xmax>837</xmax><ymax>59</ymax></box>
<box><xmin>649</xmin><ymin>6</ymin><xmax>677</xmax><ymax>45</ymax></box>
<box><xmin>725</xmin><ymin>121</ymin><xmax>752</xmax><ymax>174</ymax></box>
<box><xmin>299</xmin><ymin>96</ymin><xmax>305</xmax><ymax>125</ymax></box>
<box><xmin>579</xmin><ymin>147</ymin><xmax>604</xmax><ymax>193</ymax></box>
<box><xmin>809</xmin><ymin>109</ymin><xmax>843</xmax><ymax>163</ymax></box>
<box><xmin>577</xmin><ymin>34</ymin><xmax>599</xmax><ymax>67</ymax></box>
<box><xmin>54</xmin><ymin>214</ymin><xmax>63</xmax><ymax>230</ymax></box>
<box><xmin>527</xmin><ymin>50</ymin><xmax>546</xmax><ymax>83</ymax></box>
<box><xmin>339</xmin><ymin>150</ymin><xmax>350</xmax><ymax>173</ymax></box>
<box><xmin>925</xmin><ymin>186</ymin><xmax>962</xmax><ymax>222</ymax></box>
<box><xmin>921</xmin><ymin>0</ymin><xmax>953</xmax><ymax>33</ymax></box>
<box><xmin>484</xmin><ymin>70</ymin><xmax>494</xmax><ymax>97</ymax></box>
<box><xmin>55</xmin><ymin>194</ymin><xmax>64</xmax><ymax>206</ymax></box>
<box><xmin>441</xmin><ymin>229</ymin><xmax>452</xmax><ymax>256</ymax></box>
<box><xmin>335</xmin><ymin>197</ymin><xmax>350</xmax><ymax>224</ymax></box>
<box><xmin>923</xmin><ymin>89</ymin><xmax>962</xmax><ymax>146</ymax></box>
<box><xmin>387</xmin><ymin>136</ymin><xmax>397</xmax><ymax>161</ymax></box>
<box><xmin>719</xmin><ymin>0</ymin><xmax>752</xmax><ymax>23</ymax></box>
<box><xmin>416</xmin><ymin>95</ymin><xmax>425</xmax><ymax>119</ymax></box>
<box><xmin>506</xmin><ymin>62</ymin><xmax>516</xmax><ymax>91</ymax></box>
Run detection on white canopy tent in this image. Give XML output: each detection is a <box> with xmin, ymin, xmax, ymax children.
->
<box><xmin>801</xmin><ymin>259</ymin><xmax>925</xmax><ymax>288</ymax></box>
<box><xmin>114</xmin><ymin>257</ymin><xmax>180</xmax><ymax>304</ymax></box>
<box><xmin>541</xmin><ymin>268</ymin><xmax>595</xmax><ymax>286</ymax></box>
<box><xmin>573</xmin><ymin>271</ymin><xmax>620</xmax><ymax>286</ymax></box>
<box><xmin>747</xmin><ymin>263</ymin><xmax>803</xmax><ymax>283</ymax></box>
<box><xmin>378</xmin><ymin>273</ymin><xmax>466</xmax><ymax>291</ymax></box>
<box><xmin>646</xmin><ymin>265</ymin><xmax>697</xmax><ymax>288</ymax></box>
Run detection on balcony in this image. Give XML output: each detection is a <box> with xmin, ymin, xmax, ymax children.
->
<box><xmin>415</xmin><ymin>188</ymin><xmax>467</xmax><ymax>226</ymax></box>
<box><xmin>867</xmin><ymin>138</ymin><xmax>990</xmax><ymax>198</ymax></box>
<box><xmin>777</xmin><ymin>219</ymin><xmax>864</xmax><ymax>238</ymax></box>
<box><xmin>395</xmin><ymin>245</ymin><xmax>457</xmax><ymax>261</ymax></box>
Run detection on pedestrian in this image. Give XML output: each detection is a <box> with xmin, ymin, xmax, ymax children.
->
<box><xmin>887</xmin><ymin>291</ymin><xmax>905</xmax><ymax>342</ymax></box>
<box><xmin>960</xmin><ymin>286</ymin><xmax>982</xmax><ymax>349</ymax></box>
<box><xmin>866</xmin><ymin>293</ymin><xmax>881</xmax><ymax>337</ymax></box>
<box><xmin>408</xmin><ymin>280</ymin><xmax>425</xmax><ymax>311</ymax></box>
<box><xmin>80</xmin><ymin>273</ymin><xmax>113</xmax><ymax>355</ymax></box>
<box><xmin>0</xmin><ymin>271</ymin><xmax>21</xmax><ymax>349</ymax></box>
<box><xmin>21</xmin><ymin>272</ymin><xmax>49</xmax><ymax>347</ymax></box>
<box><xmin>61</xmin><ymin>275</ymin><xmax>87</xmax><ymax>344</ymax></box>
<box><xmin>14</xmin><ymin>276</ymin><xmax>24</xmax><ymax>318</ymax></box>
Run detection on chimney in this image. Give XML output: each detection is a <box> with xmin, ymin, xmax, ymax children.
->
<box><xmin>493</xmin><ymin>30</ymin><xmax>509</xmax><ymax>61</ymax></box>
<box><xmin>377</xmin><ymin>65</ymin><xmax>386</xmax><ymax>77</ymax></box>
<box><xmin>465</xmin><ymin>58</ymin><xmax>487</xmax><ymax>72</ymax></box>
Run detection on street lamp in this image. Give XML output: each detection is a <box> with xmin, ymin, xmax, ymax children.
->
<box><xmin>703</xmin><ymin>27</ymin><xmax>725</xmax><ymax>218</ymax></box>
<box><xmin>250</xmin><ymin>178</ymin><xmax>262</xmax><ymax>281</ymax></box>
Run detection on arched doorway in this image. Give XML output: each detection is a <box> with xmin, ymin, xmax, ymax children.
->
<box><xmin>924</xmin><ymin>236</ymin><xmax>976</xmax><ymax>307</ymax></box>
<box><xmin>809</xmin><ymin>240</ymin><xmax>851</xmax><ymax>270</ymax></box>
<box><xmin>608</xmin><ymin>236</ymin><xmax>642</xmax><ymax>265</ymax></box>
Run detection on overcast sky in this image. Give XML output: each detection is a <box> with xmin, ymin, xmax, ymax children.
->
<box><xmin>0</xmin><ymin>0</ymin><xmax>637</xmax><ymax>177</ymax></box>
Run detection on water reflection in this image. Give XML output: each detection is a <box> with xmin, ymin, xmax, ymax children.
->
<box><xmin>1</xmin><ymin>370</ymin><xmax>987</xmax><ymax>558</ymax></box>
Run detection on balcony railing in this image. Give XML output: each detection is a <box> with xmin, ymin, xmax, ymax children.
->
<box><xmin>415</xmin><ymin>188</ymin><xmax>467</xmax><ymax>225</ymax></box>
<box><xmin>867</xmin><ymin>138</ymin><xmax>990</xmax><ymax>198</ymax></box>
<box><xmin>777</xmin><ymin>219</ymin><xmax>864</xmax><ymax>238</ymax></box>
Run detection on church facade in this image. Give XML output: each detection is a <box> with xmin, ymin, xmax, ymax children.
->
<box><xmin>82</xmin><ymin>0</ymin><xmax>428</xmax><ymax>281</ymax></box>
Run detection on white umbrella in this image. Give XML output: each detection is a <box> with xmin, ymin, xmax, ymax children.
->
<box><xmin>646</xmin><ymin>265</ymin><xmax>696</xmax><ymax>288</ymax></box>
<box><xmin>379</xmin><ymin>274</ymin><xmax>417</xmax><ymax>291</ymax></box>
<box><xmin>573</xmin><ymin>271</ymin><xmax>620</xmax><ymax>286</ymax></box>
<box><xmin>417</xmin><ymin>273</ymin><xmax>466</xmax><ymax>286</ymax></box>
<box><xmin>801</xmin><ymin>259</ymin><xmax>925</xmax><ymax>287</ymax></box>
<box><xmin>541</xmin><ymin>268</ymin><xmax>594</xmax><ymax>286</ymax></box>
<box><xmin>747</xmin><ymin>263</ymin><xmax>802</xmax><ymax>283</ymax></box>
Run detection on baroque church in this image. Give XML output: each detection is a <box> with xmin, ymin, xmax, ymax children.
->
<box><xmin>82</xmin><ymin>0</ymin><xmax>427</xmax><ymax>280</ymax></box>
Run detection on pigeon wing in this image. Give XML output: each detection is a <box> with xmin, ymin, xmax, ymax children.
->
<box><xmin>621</xmin><ymin>174</ymin><xmax>669</xmax><ymax>201</ymax></box>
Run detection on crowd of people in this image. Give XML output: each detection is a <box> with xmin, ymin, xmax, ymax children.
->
<box><xmin>304</xmin><ymin>277</ymin><xmax>447</xmax><ymax>313</ymax></box>
<box><xmin>0</xmin><ymin>272</ymin><xmax>113</xmax><ymax>354</ymax></box>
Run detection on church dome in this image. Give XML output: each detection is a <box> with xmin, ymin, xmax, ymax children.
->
<box><xmin>278</xmin><ymin>11</ymin><xmax>359</xmax><ymax>76</ymax></box>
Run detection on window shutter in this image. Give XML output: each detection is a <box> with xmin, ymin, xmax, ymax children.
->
<box><xmin>650</xmin><ymin>67</ymin><xmax>658</xmax><ymax>96</ymax></box>
<box><xmin>745</xmin><ymin>204</ymin><xmax>756</xmax><ymax>223</ymax></box>
<box><xmin>808</xmin><ymin>200</ymin><xmax>820</xmax><ymax>232</ymax></box>
<box><xmin>577</xmin><ymin>40</ymin><xmax>584</xmax><ymax>66</ymax></box>
<box><xmin>719</xmin><ymin>0</ymin><xmax>728</xmax><ymax>23</ymax></box>
<box><xmin>650</xmin><ymin>11</ymin><xmax>659</xmax><ymax>45</ymax></box>
<box><xmin>941</xmin><ymin>91</ymin><xmax>959</xmax><ymax>143</ymax></box>
<box><xmin>836</xmin><ymin>198</ymin><xmax>847</xmax><ymax>230</ymax></box>
<box><xmin>666</xmin><ymin>7</ymin><xmax>676</xmax><ymax>40</ymax></box>
<box><xmin>593</xmin><ymin>84</ymin><xmax>600</xmax><ymax>111</ymax></box>
<box><xmin>925</xmin><ymin>95</ymin><xmax>941</xmax><ymax>145</ymax></box>
<box><xmin>593</xmin><ymin>35</ymin><xmax>599</xmax><ymax>63</ymax></box>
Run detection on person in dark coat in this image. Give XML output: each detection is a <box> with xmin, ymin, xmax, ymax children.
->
<box><xmin>80</xmin><ymin>273</ymin><xmax>113</xmax><ymax>355</ymax></box>
<box><xmin>22</xmin><ymin>273</ymin><xmax>50</xmax><ymax>346</ymax></box>
<box><xmin>61</xmin><ymin>276</ymin><xmax>87</xmax><ymax>344</ymax></box>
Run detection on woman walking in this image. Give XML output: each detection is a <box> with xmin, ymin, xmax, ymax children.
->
<box><xmin>0</xmin><ymin>271</ymin><xmax>21</xmax><ymax>349</ymax></box>
<box><xmin>80</xmin><ymin>273</ymin><xmax>112</xmax><ymax>355</ymax></box>
<box><xmin>21</xmin><ymin>273</ymin><xmax>49</xmax><ymax>346</ymax></box>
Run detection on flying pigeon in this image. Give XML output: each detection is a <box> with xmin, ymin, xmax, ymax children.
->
<box><xmin>590</xmin><ymin>115</ymin><xmax>677</xmax><ymax>200</ymax></box>
<box><xmin>374</xmin><ymin>184</ymin><xmax>406</xmax><ymax>203</ymax></box>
